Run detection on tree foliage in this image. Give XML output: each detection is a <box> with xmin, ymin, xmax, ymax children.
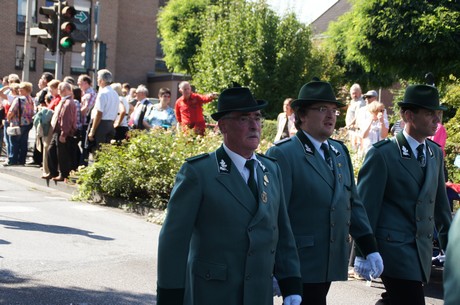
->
<box><xmin>157</xmin><ymin>0</ymin><xmax>210</xmax><ymax>74</ymax></box>
<box><xmin>158</xmin><ymin>0</ymin><xmax>337</xmax><ymax>118</ymax></box>
<box><xmin>325</xmin><ymin>0</ymin><xmax>460</xmax><ymax>85</ymax></box>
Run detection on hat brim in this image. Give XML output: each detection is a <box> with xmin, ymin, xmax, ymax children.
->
<box><xmin>397</xmin><ymin>101</ymin><xmax>447</xmax><ymax>111</ymax></box>
<box><xmin>291</xmin><ymin>98</ymin><xmax>346</xmax><ymax>109</ymax></box>
<box><xmin>211</xmin><ymin>100</ymin><xmax>268</xmax><ymax>121</ymax></box>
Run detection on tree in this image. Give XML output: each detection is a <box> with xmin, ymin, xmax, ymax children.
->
<box><xmin>325</xmin><ymin>0</ymin><xmax>460</xmax><ymax>84</ymax></box>
<box><xmin>191</xmin><ymin>0</ymin><xmax>318</xmax><ymax>117</ymax></box>
<box><xmin>157</xmin><ymin>0</ymin><xmax>210</xmax><ymax>74</ymax></box>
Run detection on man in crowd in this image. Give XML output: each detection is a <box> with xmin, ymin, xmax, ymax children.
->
<box><xmin>345</xmin><ymin>83</ymin><xmax>366</xmax><ymax>150</ymax></box>
<box><xmin>78</xmin><ymin>74</ymin><xmax>97</xmax><ymax>165</ymax></box>
<box><xmin>87</xmin><ymin>69</ymin><xmax>119</xmax><ymax>153</ymax></box>
<box><xmin>157</xmin><ymin>87</ymin><xmax>302</xmax><ymax>305</ymax></box>
<box><xmin>130</xmin><ymin>85</ymin><xmax>152</xmax><ymax>130</ymax></box>
<box><xmin>174</xmin><ymin>81</ymin><xmax>217</xmax><ymax>135</ymax></box>
<box><xmin>357</xmin><ymin>84</ymin><xmax>452</xmax><ymax>305</ymax></box>
<box><xmin>266</xmin><ymin>80</ymin><xmax>383</xmax><ymax>305</ymax></box>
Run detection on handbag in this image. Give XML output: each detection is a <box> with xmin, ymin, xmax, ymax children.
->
<box><xmin>7</xmin><ymin>97</ymin><xmax>23</xmax><ymax>136</ymax></box>
<box><xmin>7</xmin><ymin>126</ymin><xmax>21</xmax><ymax>136</ymax></box>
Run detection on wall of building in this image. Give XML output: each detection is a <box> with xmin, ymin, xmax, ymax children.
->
<box><xmin>0</xmin><ymin>0</ymin><xmax>159</xmax><ymax>95</ymax></box>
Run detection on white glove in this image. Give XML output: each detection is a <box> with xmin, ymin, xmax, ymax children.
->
<box><xmin>272</xmin><ymin>277</ymin><xmax>281</xmax><ymax>297</ymax></box>
<box><xmin>367</xmin><ymin>252</ymin><xmax>384</xmax><ymax>279</ymax></box>
<box><xmin>354</xmin><ymin>256</ymin><xmax>371</xmax><ymax>280</ymax></box>
<box><xmin>284</xmin><ymin>294</ymin><xmax>302</xmax><ymax>305</ymax></box>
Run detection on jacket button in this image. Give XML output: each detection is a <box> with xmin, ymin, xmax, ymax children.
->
<box><xmin>417</xmin><ymin>200</ymin><xmax>422</xmax><ymax>205</ymax></box>
<box><xmin>248</xmin><ymin>251</ymin><xmax>253</xmax><ymax>256</ymax></box>
<box><xmin>331</xmin><ymin>222</ymin><xmax>335</xmax><ymax>227</ymax></box>
<box><xmin>416</xmin><ymin>217</ymin><xmax>421</xmax><ymax>222</ymax></box>
<box><xmin>429</xmin><ymin>216</ymin><xmax>433</xmax><ymax>221</ymax></box>
<box><xmin>206</xmin><ymin>272</ymin><xmax>211</xmax><ymax>279</ymax></box>
<box><xmin>428</xmin><ymin>234</ymin><xmax>432</xmax><ymax>238</ymax></box>
<box><xmin>248</xmin><ymin>227</ymin><xmax>253</xmax><ymax>232</ymax></box>
<box><xmin>331</xmin><ymin>207</ymin><xmax>336</xmax><ymax>211</ymax></box>
<box><xmin>330</xmin><ymin>238</ymin><xmax>335</xmax><ymax>243</ymax></box>
<box><xmin>245</xmin><ymin>275</ymin><xmax>251</xmax><ymax>280</ymax></box>
<box><xmin>271</xmin><ymin>249</ymin><xmax>275</xmax><ymax>254</ymax></box>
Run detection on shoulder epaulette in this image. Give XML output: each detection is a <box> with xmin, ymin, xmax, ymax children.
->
<box><xmin>373</xmin><ymin>138</ymin><xmax>391</xmax><ymax>148</ymax></box>
<box><xmin>185</xmin><ymin>153</ymin><xmax>209</xmax><ymax>162</ymax></box>
<box><xmin>256</xmin><ymin>153</ymin><xmax>277</xmax><ymax>162</ymax></box>
<box><xmin>426</xmin><ymin>138</ymin><xmax>441</xmax><ymax>147</ymax></box>
<box><xmin>329</xmin><ymin>138</ymin><xmax>344</xmax><ymax>145</ymax></box>
<box><xmin>274</xmin><ymin>137</ymin><xmax>291</xmax><ymax>146</ymax></box>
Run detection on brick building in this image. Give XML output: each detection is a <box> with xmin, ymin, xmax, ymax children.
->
<box><xmin>0</xmin><ymin>0</ymin><xmax>187</xmax><ymax>101</ymax></box>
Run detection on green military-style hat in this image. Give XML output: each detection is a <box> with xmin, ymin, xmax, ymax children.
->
<box><xmin>211</xmin><ymin>87</ymin><xmax>267</xmax><ymax>121</ymax></box>
<box><xmin>398</xmin><ymin>84</ymin><xmax>447</xmax><ymax>111</ymax></box>
<box><xmin>291</xmin><ymin>80</ymin><xmax>346</xmax><ymax>109</ymax></box>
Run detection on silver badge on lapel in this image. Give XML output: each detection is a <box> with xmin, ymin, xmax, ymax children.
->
<box><xmin>219</xmin><ymin>159</ymin><xmax>228</xmax><ymax>172</ymax></box>
<box><xmin>261</xmin><ymin>191</ymin><xmax>268</xmax><ymax>203</ymax></box>
<box><xmin>304</xmin><ymin>144</ymin><xmax>313</xmax><ymax>154</ymax></box>
<box><xmin>263</xmin><ymin>174</ymin><xmax>269</xmax><ymax>186</ymax></box>
<box><xmin>330</xmin><ymin>144</ymin><xmax>339</xmax><ymax>155</ymax></box>
<box><xmin>257</xmin><ymin>159</ymin><xmax>266</xmax><ymax>172</ymax></box>
<box><xmin>401</xmin><ymin>146</ymin><xmax>410</xmax><ymax>158</ymax></box>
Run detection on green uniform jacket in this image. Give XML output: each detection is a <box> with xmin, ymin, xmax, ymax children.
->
<box><xmin>157</xmin><ymin>145</ymin><xmax>301</xmax><ymax>305</ymax></box>
<box><xmin>444</xmin><ymin>212</ymin><xmax>460</xmax><ymax>305</ymax></box>
<box><xmin>266</xmin><ymin>131</ymin><xmax>377</xmax><ymax>283</ymax></box>
<box><xmin>357</xmin><ymin>132</ymin><xmax>451</xmax><ymax>282</ymax></box>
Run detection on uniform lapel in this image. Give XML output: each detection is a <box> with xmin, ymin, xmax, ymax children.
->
<box><xmin>395</xmin><ymin>132</ymin><xmax>424</xmax><ymax>187</ymax></box>
<box><xmin>295</xmin><ymin>131</ymin><xmax>334</xmax><ymax>189</ymax></box>
<box><xmin>214</xmin><ymin>146</ymin><xmax>258</xmax><ymax>215</ymax></box>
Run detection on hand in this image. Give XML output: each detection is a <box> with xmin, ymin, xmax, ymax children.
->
<box><xmin>272</xmin><ymin>277</ymin><xmax>281</xmax><ymax>297</ymax></box>
<box><xmin>367</xmin><ymin>252</ymin><xmax>384</xmax><ymax>279</ymax></box>
<box><xmin>284</xmin><ymin>294</ymin><xmax>302</xmax><ymax>305</ymax></box>
<box><xmin>59</xmin><ymin>135</ymin><xmax>66</xmax><ymax>143</ymax></box>
<box><xmin>354</xmin><ymin>256</ymin><xmax>372</xmax><ymax>280</ymax></box>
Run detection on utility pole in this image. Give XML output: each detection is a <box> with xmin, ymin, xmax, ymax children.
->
<box><xmin>92</xmin><ymin>1</ymin><xmax>100</xmax><ymax>87</ymax></box>
<box><xmin>55</xmin><ymin>0</ymin><xmax>62</xmax><ymax>80</ymax></box>
<box><xmin>22</xmin><ymin>0</ymin><xmax>34</xmax><ymax>81</ymax></box>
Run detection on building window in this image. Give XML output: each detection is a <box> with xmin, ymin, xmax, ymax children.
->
<box><xmin>15</xmin><ymin>46</ymin><xmax>36</xmax><ymax>71</ymax></box>
<box><xmin>43</xmin><ymin>50</ymin><xmax>56</xmax><ymax>72</ymax></box>
<box><xmin>70</xmin><ymin>52</ymin><xmax>86</xmax><ymax>74</ymax></box>
<box><xmin>17</xmin><ymin>0</ymin><xmax>37</xmax><ymax>34</ymax></box>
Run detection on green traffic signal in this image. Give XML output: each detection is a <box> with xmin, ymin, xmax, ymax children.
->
<box><xmin>60</xmin><ymin>37</ymin><xmax>74</xmax><ymax>50</ymax></box>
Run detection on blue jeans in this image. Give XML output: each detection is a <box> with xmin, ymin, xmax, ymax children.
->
<box><xmin>8</xmin><ymin>124</ymin><xmax>33</xmax><ymax>165</ymax></box>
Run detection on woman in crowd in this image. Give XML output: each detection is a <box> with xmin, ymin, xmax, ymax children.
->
<box><xmin>5</xmin><ymin>82</ymin><xmax>35</xmax><ymax>166</ymax></box>
<box><xmin>143</xmin><ymin>87</ymin><xmax>176</xmax><ymax>130</ymax></box>
<box><xmin>358</xmin><ymin>101</ymin><xmax>389</xmax><ymax>155</ymax></box>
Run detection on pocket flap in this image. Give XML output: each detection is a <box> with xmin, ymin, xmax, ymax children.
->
<box><xmin>193</xmin><ymin>260</ymin><xmax>227</xmax><ymax>281</ymax></box>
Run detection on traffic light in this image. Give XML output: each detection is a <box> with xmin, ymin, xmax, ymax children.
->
<box><xmin>98</xmin><ymin>42</ymin><xmax>107</xmax><ymax>69</ymax></box>
<box><xmin>37</xmin><ymin>4</ymin><xmax>58</xmax><ymax>53</ymax></box>
<box><xmin>59</xmin><ymin>2</ymin><xmax>76</xmax><ymax>52</ymax></box>
<box><xmin>81</xmin><ymin>41</ymin><xmax>93</xmax><ymax>70</ymax></box>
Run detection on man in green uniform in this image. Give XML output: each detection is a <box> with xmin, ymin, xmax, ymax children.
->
<box><xmin>444</xmin><ymin>213</ymin><xmax>460</xmax><ymax>305</ymax></box>
<box><xmin>357</xmin><ymin>84</ymin><xmax>452</xmax><ymax>305</ymax></box>
<box><xmin>266</xmin><ymin>80</ymin><xmax>383</xmax><ymax>305</ymax></box>
<box><xmin>157</xmin><ymin>87</ymin><xmax>302</xmax><ymax>305</ymax></box>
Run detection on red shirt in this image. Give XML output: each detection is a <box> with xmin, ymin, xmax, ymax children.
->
<box><xmin>175</xmin><ymin>92</ymin><xmax>213</xmax><ymax>125</ymax></box>
<box><xmin>47</xmin><ymin>95</ymin><xmax>61</xmax><ymax>110</ymax></box>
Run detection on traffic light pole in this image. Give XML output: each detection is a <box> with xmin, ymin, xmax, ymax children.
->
<box><xmin>22</xmin><ymin>0</ymin><xmax>33</xmax><ymax>81</ymax></box>
<box><xmin>54</xmin><ymin>0</ymin><xmax>62</xmax><ymax>80</ymax></box>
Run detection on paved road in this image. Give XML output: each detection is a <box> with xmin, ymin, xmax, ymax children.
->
<box><xmin>0</xmin><ymin>171</ymin><xmax>445</xmax><ymax>305</ymax></box>
<box><xmin>0</xmin><ymin>173</ymin><xmax>160</xmax><ymax>305</ymax></box>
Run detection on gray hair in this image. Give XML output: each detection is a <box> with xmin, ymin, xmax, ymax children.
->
<box><xmin>136</xmin><ymin>84</ymin><xmax>149</xmax><ymax>96</ymax></box>
<box><xmin>178</xmin><ymin>81</ymin><xmax>190</xmax><ymax>90</ymax></box>
<box><xmin>97</xmin><ymin>69</ymin><xmax>113</xmax><ymax>84</ymax></box>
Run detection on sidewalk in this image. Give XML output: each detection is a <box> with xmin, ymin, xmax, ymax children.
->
<box><xmin>0</xmin><ymin>163</ymin><xmax>78</xmax><ymax>195</ymax></box>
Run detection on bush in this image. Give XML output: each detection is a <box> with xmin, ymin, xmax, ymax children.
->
<box><xmin>75</xmin><ymin>123</ymin><xmax>278</xmax><ymax>210</ymax></box>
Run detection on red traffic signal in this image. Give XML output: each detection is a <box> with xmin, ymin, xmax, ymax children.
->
<box><xmin>59</xmin><ymin>3</ymin><xmax>77</xmax><ymax>52</ymax></box>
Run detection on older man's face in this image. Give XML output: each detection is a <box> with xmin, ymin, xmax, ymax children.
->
<box><xmin>219</xmin><ymin>111</ymin><xmax>263</xmax><ymax>159</ymax></box>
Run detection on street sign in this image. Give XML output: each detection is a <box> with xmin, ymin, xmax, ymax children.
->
<box><xmin>75</xmin><ymin>11</ymin><xmax>88</xmax><ymax>23</ymax></box>
<box><xmin>30</xmin><ymin>27</ymin><xmax>48</xmax><ymax>36</ymax></box>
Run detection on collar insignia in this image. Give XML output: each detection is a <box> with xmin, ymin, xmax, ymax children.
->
<box><xmin>256</xmin><ymin>159</ymin><xmax>266</xmax><ymax>172</ymax></box>
<box><xmin>219</xmin><ymin>159</ymin><xmax>228</xmax><ymax>172</ymax></box>
<box><xmin>401</xmin><ymin>146</ymin><xmax>411</xmax><ymax>157</ymax></box>
<box><xmin>330</xmin><ymin>144</ymin><xmax>340</xmax><ymax>156</ymax></box>
<box><xmin>304</xmin><ymin>144</ymin><xmax>313</xmax><ymax>154</ymax></box>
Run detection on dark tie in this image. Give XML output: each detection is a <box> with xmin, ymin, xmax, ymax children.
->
<box><xmin>245</xmin><ymin>160</ymin><xmax>258</xmax><ymax>201</ymax></box>
<box><xmin>417</xmin><ymin>144</ymin><xmax>426</xmax><ymax>167</ymax></box>
<box><xmin>321</xmin><ymin>143</ymin><xmax>333</xmax><ymax>171</ymax></box>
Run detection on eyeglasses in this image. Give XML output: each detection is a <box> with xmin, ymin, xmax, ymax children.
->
<box><xmin>308</xmin><ymin>106</ymin><xmax>340</xmax><ymax>116</ymax></box>
<box><xmin>222</xmin><ymin>115</ymin><xmax>264</xmax><ymax>126</ymax></box>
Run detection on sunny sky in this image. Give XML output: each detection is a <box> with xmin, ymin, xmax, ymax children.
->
<box><xmin>266</xmin><ymin>0</ymin><xmax>338</xmax><ymax>24</ymax></box>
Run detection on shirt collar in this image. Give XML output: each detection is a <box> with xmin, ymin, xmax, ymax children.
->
<box><xmin>303</xmin><ymin>130</ymin><xmax>327</xmax><ymax>153</ymax></box>
<box><xmin>403</xmin><ymin>129</ymin><xmax>425</xmax><ymax>154</ymax></box>
<box><xmin>223</xmin><ymin>144</ymin><xmax>256</xmax><ymax>175</ymax></box>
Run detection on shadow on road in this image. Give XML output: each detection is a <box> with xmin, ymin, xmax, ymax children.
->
<box><xmin>0</xmin><ymin>219</ymin><xmax>114</xmax><ymax>241</ymax></box>
<box><xmin>0</xmin><ymin>283</ymin><xmax>156</xmax><ymax>305</ymax></box>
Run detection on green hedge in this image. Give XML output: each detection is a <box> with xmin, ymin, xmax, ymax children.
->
<box><xmin>75</xmin><ymin>123</ymin><xmax>277</xmax><ymax>210</ymax></box>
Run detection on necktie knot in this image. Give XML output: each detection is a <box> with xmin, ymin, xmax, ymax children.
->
<box><xmin>321</xmin><ymin>143</ymin><xmax>333</xmax><ymax>171</ymax></box>
<box><xmin>417</xmin><ymin>144</ymin><xmax>426</xmax><ymax>167</ymax></box>
<box><xmin>245</xmin><ymin>160</ymin><xmax>258</xmax><ymax>200</ymax></box>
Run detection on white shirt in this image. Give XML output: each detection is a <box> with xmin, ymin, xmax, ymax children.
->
<box><xmin>303</xmin><ymin>131</ymin><xmax>329</xmax><ymax>161</ymax></box>
<box><xmin>223</xmin><ymin>144</ymin><xmax>257</xmax><ymax>183</ymax></box>
<box><xmin>403</xmin><ymin>130</ymin><xmax>426</xmax><ymax>159</ymax></box>
<box><xmin>94</xmin><ymin>85</ymin><xmax>120</xmax><ymax>120</ymax></box>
